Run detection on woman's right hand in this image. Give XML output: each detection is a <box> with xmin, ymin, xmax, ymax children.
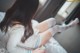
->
<box><xmin>32</xmin><ymin>48</ymin><xmax>46</xmax><ymax>53</ymax></box>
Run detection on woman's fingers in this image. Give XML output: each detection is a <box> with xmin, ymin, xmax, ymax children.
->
<box><xmin>37</xmin><ymin>48</ymin><xmax>45</xmax><ymax>53</ymax></box>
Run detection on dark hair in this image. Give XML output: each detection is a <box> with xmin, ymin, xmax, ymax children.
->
<box><xmin>0</xmin><ymin>0</ymin><xmax>39</xmax><ymax>43</ymax></box>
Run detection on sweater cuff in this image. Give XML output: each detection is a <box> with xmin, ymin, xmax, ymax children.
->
<box><xmin>28</xmin><ymin>50</ymin><xmax>32</xmax><ymax>53</ymax></box>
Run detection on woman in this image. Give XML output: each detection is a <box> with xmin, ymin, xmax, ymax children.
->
<box><xmin>0</xmin><ymin>0</ymin><xmax>79</xmax><ymax>53</ymax></box>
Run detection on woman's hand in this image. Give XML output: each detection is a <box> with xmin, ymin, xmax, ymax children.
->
<box><xmin>32</xmin><ymin>48</ymin><xmax>46</xmax><ymax>53</ymax></box>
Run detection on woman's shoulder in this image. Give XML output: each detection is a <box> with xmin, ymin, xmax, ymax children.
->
<box><xmin>11</xmin><ymin>24</ymin><xmax>24</xmax><ymax>28</ymax></box>
<box><xmin>8</xmin><ymin>24</ymin><xmax>24</xmax><ymax>33</ymax></box>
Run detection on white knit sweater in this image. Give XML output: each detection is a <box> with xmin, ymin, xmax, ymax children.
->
<box><xmin>1</xmin><ymin>20</ymin><xmax>67</xmax><ymax>53</ymax></box>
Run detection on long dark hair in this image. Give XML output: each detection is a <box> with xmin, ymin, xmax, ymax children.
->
<box><xmin>0</xmin><ymin>0</ymin><xmax>39</xmax><ymax>43</ymax></box>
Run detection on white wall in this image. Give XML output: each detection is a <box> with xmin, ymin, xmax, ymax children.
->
<box><xmin>58</xmin><ymin>1</ymin><xmax>79</xmax><ymax>18</ymax></box>
<box><xmin>39</xmin><ymin>0</ymin><xmax>47</xmax><ymax>6</ymax></box>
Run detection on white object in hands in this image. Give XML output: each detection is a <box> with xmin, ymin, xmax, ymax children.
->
<box><xmin>39</xmin><ymin>46</ymin><xmax>45</xmax><ymax>50</ymax></box>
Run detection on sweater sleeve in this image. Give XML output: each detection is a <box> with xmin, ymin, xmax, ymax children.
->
<box><xmin>7</xmin><ymin>25</ymin><xmax>32</xmax><ymax>53</ymax></box>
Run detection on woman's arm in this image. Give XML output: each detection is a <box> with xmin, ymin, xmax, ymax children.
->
<box><xmin>38</xmin><ymin>25</ymin><xmax>59</xmax><ymax>46</ymax></box>
<box><xmin>17</xmin><ymin>42</ymin><xmax>35</xmax><ymax>50</ymax></box>
<box><xmin>17</xmin><ymin>42</ymin><xmax>45</xmax><ymax>53</ymax></box>
<box><xmin>39</xmin><ymin>30</ymin><xmax>52</xmax><ymax>47</ymax></box>
<box><xmin>7</xmin><ymin>25</ymin><xmax>29</xmax><ymax>53</ymax></box>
